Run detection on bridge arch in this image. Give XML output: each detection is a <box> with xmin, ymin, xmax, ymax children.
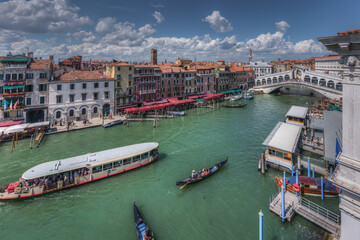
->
<box><xmin>311</xmin><ymin>77</ymin><xmax>318</xmax><ymax>85</ymax></box>
<box><xmin>285</xmin><ymin>75</ymin><xmax>290</xmax><ymax>81</ymax></box>
<box><xmin>273</xmin><ymin>77</ymin><xmax>278</xmax><ymax>83</ymax></box>
<box><xmin>257</xmin><ymin>80</ymin><xmax>261</xmax><ymax>86</ymax></box>
<box><xmin>336</xmin><ymin>82</ymin><xmax>342</xmax><ymax>91</ymax></box>
<box><xmin>262</xmin><ymin>79</ymin><xmax>266</xmax><ymax>85</ymax></box>
<box><xmin>320</xmin><ymin>78</ymin><xmax>326</xmax><ymax>86</ymax></box>
<box><xmin>279</xmin><ymin>76</ymin><xmax>283</xmax><ymax>82</ymax></box>
<box><xmin>267</xmin><ymin>78</ymin><xmax>271</xmax><ymax>84</ymax></box>
<box><xmin>304</xmin><ymin>75</ymin><xmax>310</xmax><ymax>82</ymax></box>
<box><xmin>327</xmin><ymin>80</ymin><xmax>335</xmax><ymax>89</ymax></box>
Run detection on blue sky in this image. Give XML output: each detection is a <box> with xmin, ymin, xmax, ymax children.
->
<box><xmin>0</xmin><ymin>0</ymin><xmax>359</xmax><ymax>62</ymax></box>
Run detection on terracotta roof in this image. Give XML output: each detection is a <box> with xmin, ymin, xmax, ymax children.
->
<box><xmin>314</xmin><ymin>55</ymin><xmax>341</xmax><ymax>60</ymax></box>
<box><xmin>160</xmin><ymin>66</ymin><xmax>196</xmax><ymax>73</ymax></box>
<box><xmin>59</xmin><ymin>71</ymin><xmax>114</xmax><ymax>81</ymax></box>
<box><xmin>29</xmin><ymin>59</ymin><xmax>52</xmax><ymax>70</ymax></box>
<box><xmin>109</xmin><ymin>62</ymin><xmax>134</xmax><ymax>67</ymax></box>
<box><xmin>134</xmin><ymin>64</ymin><xmax>159</xmax><ymax>68</ymax></box>
<box><xmin>338</xmin><ymin>29</ymin><xmax>360</xmax><ymax>36</ymax></box>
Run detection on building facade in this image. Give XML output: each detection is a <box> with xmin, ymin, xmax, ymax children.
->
<box><xmin>314</xmin><ymin>55</ymin><xmax>344</xmax><ymax>76</ymax></box>
<box><xmin>133</xmin><ymin>65</ymin><xmax>161</xmax><ymax>103</ymax></box>
<box><xmin>48</xmin><ymin>71</ymin><xmax>114</xmax><ymax>121</ymax></box>
<box><xmin>215</xmin><ymin>65</ymin><xmax>230</xmax><ymax>92</ymax></box>
<box><xmin>246</xmin><ymin>61</ymin><xmax>273</xmax><ymax>78</ymax></box>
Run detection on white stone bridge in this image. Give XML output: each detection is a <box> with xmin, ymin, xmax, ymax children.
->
<box><xmin>252</xmin><ymin>67</ymin><xmax>343</xmax><ymax>99</ymax></box>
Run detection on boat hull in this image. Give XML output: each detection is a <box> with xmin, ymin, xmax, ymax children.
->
<box><xmin>133</xmin><ymin>202</ymin><xmax>155</xmax><ymax>240</ymax></box>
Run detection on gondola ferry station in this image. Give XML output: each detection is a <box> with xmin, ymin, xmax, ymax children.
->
<box><xmin>0</xmin><ymin>142</ymin><xmax>159</xmax><ymax>200</ymax></box>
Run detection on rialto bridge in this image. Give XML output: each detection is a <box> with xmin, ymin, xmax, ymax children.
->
<box><xmin>251</xmin><ymin>67</ymin><xmax>343</xmax><ymax>99</ymax></box>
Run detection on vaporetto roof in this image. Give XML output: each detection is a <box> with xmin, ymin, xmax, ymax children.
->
<box><xmin>22</xmin><ymin>142</ymin><xmax>159</xmax><ymax>179</ymax></box>
<box><xmin>285</xmin><ymin>106</ymin><xmax>308</xmax><ymax>119</ymax></box>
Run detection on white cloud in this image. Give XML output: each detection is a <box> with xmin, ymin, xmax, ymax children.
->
<box><xmin>0</xmin><ymin>0</ymin><xmax>91</xmax><ymax>34</ymax></box>
<box><xmin>202</xmin><ymin>11</ymin><xmax>233</xmax><ymax>33</ymax></box>
<box><xmin>95</xmin><ymin>17</ymin><xmax>116</xmax><ymax>33</ymax></box>
<box><xmin>275</xmin><ymin>21</ymin><xmax>291</xmax><ymax>33</ymax></box>
<box><xmin>66</xmin><ymin>31</ymin><xmax>96</xmax><ymax>43</ymax></box>
<box><xmin>152</xmin><ymin>11</ymin><xmax>164</xmax><ymax>24</ymax></box>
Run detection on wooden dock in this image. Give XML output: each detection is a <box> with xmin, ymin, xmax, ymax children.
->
<box><xmin>269</xmin><ymin>191</ymin><xmax>341</xmax><ymax>237</ymax></box>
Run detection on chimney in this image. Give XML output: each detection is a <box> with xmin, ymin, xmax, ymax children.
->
<box><xmin>75</xmin><ymin>74</ymin><xmax>78</xmax><ymax>80</ymax></box>
<box><xmin>278</xmin><ymin>58</ymin><xmax>281</xmax><ymax>62</ymax></box>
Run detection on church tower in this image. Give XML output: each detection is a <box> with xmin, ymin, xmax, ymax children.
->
<box><xmin>249</xmin><ymin>48</ymin><xmax>253</xmax><ymax>63</ymax></box>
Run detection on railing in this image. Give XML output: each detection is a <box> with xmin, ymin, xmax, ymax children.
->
<box><xmin>140</xmin><ymin>89</ymin><xmax>156</xmax><ymax>94</ymax></box>
<box><xmin>299</xmin><ymin>197</ymin><xmax>340</xmax><ymax>225</ymax></box>
<box><xmin>254</xmin><ymin>80</ymin><xmax>342</xmax><ymax>93</ymax></box>
<box><xmin>269</xmin><ymin>191</ymin><xmax>280</xmax><ymax>204</ymax></box>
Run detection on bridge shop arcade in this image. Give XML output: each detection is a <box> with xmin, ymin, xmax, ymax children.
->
<box><xmin>263</xmin><ymin>122</ymin><xmax>303</xmax><ymax>172</ymax></box>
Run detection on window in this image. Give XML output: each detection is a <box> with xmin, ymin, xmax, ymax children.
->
<box><xmin>93</xmin><ymin>92</ymin><xmax>98</xmax><ymax>100</ymax></box>
<box><xmin>269</xmin><ymin>149</ymin><xmax>276</xmax><ymax>156</ymax></box>
<box><xmin>82</xmin><ymin>83</ymin><xmax>87</xmax><ymax>89</ymax></box>
<box><xmin>133</xmin><ymin>155</ymin><xmax>140</xmax><ymax>162</ymax></box>
<box><xmin>94</xmin><ymin>82</ymin><xmax>99</xmax><ymax>88</ymax></box>
<box><xmin>69</xmin><ymin>109</ymin><xmax>74</xmax><ymax>117</ymax></box>
<box><xmin>26</xmin><ymin>98</ymin><xmax>31</xmax><ymax>105</ymax></box>
<box><xmin>69</xmin><ymin>94</ymin><xmax>75</xmax><ymax>102</ymax></box>
<box><xmin>117</xmin><ymin>67</ymin><xmax>120</xmax><ymax>71</ymax></box>
<box><xmin>40</xmin><ymin>96</ymin><xmax>45</xmax><ymax>104</ymax></box>
<box><xmin>129</xmin><ymin>66</ymin><xmax>132</xmax><ymax>70</ymax></box>
<box><xmin>40</xmin><ymin>73</ymin><xmax>47</xmax><ymax>79</ymax></box>
<box><xmin>81</xmin><ymin>108</ymin><xmax>86</xmax><ymax>115</ymax></box>
<box><xmin>4</xmin><ymin>112</ymin><xmax>9</xmax><ymax>118</ymax></box>
<box><xmin>12</xmin><ymin>73</ymin><xmax>17</xmax><ymax>80</ymax></box>
<box><xmin>123</xmin><ymin>158</ymin><xmax>131</xmax><ymax>165</ymax></box>
<box><xmin>117</xmin><ymin>81</ymin><xmax>121</xmax><ymax>87</ymax></box>
<box><xmin>39</xmin><ymin>84</ymin><xmax>47</xmax><ymax>91</ymax></box>
<box><xmin>0</xmin><ymin>74</ymin><xmax>3</xmax><ymax>80</ymax></box>
<box><xmin>128</xmin><ymin>74</ymin><xmax>132</xmax><ymax>80</ymax></box>
<box><xmin>117</xmin><ymin>75</ymin><xmax>121</xmax><ymax>80</ymax></box>
<box><xmin>56</xmin><ymin>95</ymin><xmax>62</xmax><ymax>103</ymax></box>
<box><xmin>103</xmin><ymin>163</ymin><xmax>113</xmax><ymax>170</ymax></box>
<box><xmin>25</xmin><ymin>85</ymin><xmax>33</xmax><ymax>92</ymax></box>
<box><xmin>93</xmin><ymin>107</ymin><xmax>98</xmax><ymax>114</ymax></box>
<box><xmin>57</xmin><ymin>84</ymin><xmax>62</xmax><ymax>91</ymax></box>
<box><xmin>25</xmin><ymin>73</ymin><xmax>33</xmax><ymax>79</ymax></box>
<box><xmin>82</xmin><ymin>93</ymin><xmax>87</xmax><ymax>101</ymax></box>
<box><xmin>128</xmin><ymin>81</ymin><xmax>131</xmax><ymax>86</ymax></box>
<box><xmin>56</xmin><ymin>111</ymin><xmax>61</xmax><ymax>119</ymax></box>
<box><xmin>113</xmin><ymin>160</ymin><xmax>122</xmax><ymax>168</ymax></box>
<box><xmin>92</xmin><ymin>166</ymin><xmax>102</xmax><ymax>173</ymax></box>
<box><xmin>105</xmin><ymin>82</ymin><xmax>109</xmax><ymax>88</ymax></box>
<box><xmin>104</xmin><ymin>91</ymin><xmax>109</xmax><ymax>99</ymax></box>
<box><xmin>70</xmin><ymin>84</ymin><xmax>75</xmax><ymax>90</ymax></box>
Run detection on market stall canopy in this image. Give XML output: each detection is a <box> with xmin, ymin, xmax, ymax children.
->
<box><xmin>0</xmin><ymin>120</ymin><xmax>23</xmax><ymax>127</ymax></box>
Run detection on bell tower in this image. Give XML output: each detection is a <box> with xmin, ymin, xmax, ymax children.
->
<box><xmin>249</xmin><ymin>48</ymin><xmax>253</xmax><ymax>63</ymax></box>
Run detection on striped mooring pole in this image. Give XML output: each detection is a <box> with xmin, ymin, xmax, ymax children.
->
<box><xmin>307</xmin><ymin>156</ymin><xmax>311</xmax><ymax>177</ymax></box>
<box><xmin>291</xmin><ymin>164</ymin><xmax>294</xmax><ymax>176</ymax></box>
<box><xmin>321</xmin><ymin>176</ymin><xmax>324</xmax><ymax>200</ymax></box>
<box><xmin>295</xmin><ymin>170</ymin><xmax>299</xmax><ymax>196</ymax></box>
<box><xmin>281</xmin><ymin>185</ymin><xmax>285</xmax><ymax>222</ymax></box>
<box><xmin>312</xmin><ymin>167</ymin><xmax>315</xmax><ymax>178</ymax></box>
<box><xmin>259</xmin><ymin>210</ymin><xmax>263</xmax><ymax>240</ymax></box>
<box><xmin>330</xmin><ymin>167</ymin><xmax>333</xmax><ymax>177</ymax></box>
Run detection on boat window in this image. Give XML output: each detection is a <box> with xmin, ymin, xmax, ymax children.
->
<box><xmin>275</xmin><ymin>150</ymin><xmax>283</xmax><ymax>158</ymax></box>
<box><xmin>151</xmin><ymin>149</ymin><xmax>158</xmax><ymax>156</ymax></box>
<box><xmin>144</xmin><ymin>152</ymin><xmax>149</xmax><ymax>159</ymax></box>
<box><xmin>123</xmin><ymin>158</ymin><xmax>131</xmax><ymax>165</ymax></box>
<box><xmin>132</xmin><ymin>155</ymin><xmax>140</xmax><ymax>162</ymax></box>
<box><xmin>92</xmin><ymin>166</ymin><xmax>102</xmax><ymax>173</ymax></box>
<box><xmin>305</xmin><ymin>185</ymin><xmax>310</xmax><ymax>188</ymax></box>
<box><xmin>284</xmin><ymin>153</ymin><xmax>291</xmax><ymax>160</ymax></box>
<box><xmin>113</xmin><ymin>160</ymin><xmax>122</xmax><ymax>167</ymax></box>
<box><xmin>103</xmin><ymin>163</ymin><xmax>113</xmax><ymax>170</ymax></box>
<box><xmin>141</xmin><ymin>154</ymin><xmax>146</xmax><ymax>160</ymax></box>
<box><xmin>269</xmin><ymin>149</ymin><xmax>276</xmax><ymax>156</ymax></box>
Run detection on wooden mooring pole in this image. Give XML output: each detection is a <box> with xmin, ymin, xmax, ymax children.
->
<box><xmin>11</xmin><ymin>135</ymin><xmax>15</xmax><ymax>153</ymax></box>
<box><xmin>16</xmin><ymin>132</ymin><xmax>18</xmax><ymax>144</ymax></box>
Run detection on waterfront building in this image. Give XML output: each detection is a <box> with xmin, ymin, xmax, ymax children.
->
<box><xmin>246</xmin><ymin>61</ymin><xmax>273</xmax><ymax>78</ymax></box>
<box><xmin>0</xmin><ymin>54</ymin><xmax>53</xmax><ymax>123</ymax></box>
<box><xmin>215</xmin><ymin>64</ymin><xmax>230</xmax><ymax>92</ymax></box>
<box><xmin>229</xmin><ymin>65</ymin><xmax>254</xmax><ymax>90</ymax></box>
<box><xmin>318</xmin><ymin>29</ymin><xmax>360</xmax><ymax>239</ymax></box>
<box><xmin>48</xmin><ymin>71</ymin><xmax>115</xmax><ymax>121</ymax></box>
<box><xmin>314</xmin><ymin>55</ymin><xmax>344</xmax><ymax>76</ymax></box>
<box><xmin>194</xmin><ymin>66</ymin><xmax>216</xmax><ymax>93</ymax></box>
<box><xmin>160</xmin><ymin>66</ymin><xmax>196</xmax><ymax>98</ymax></box>
<box><xmin>263</xmin><ymin>122</ymin><xmax>303</xmax><ymax>172</ymax></box>
<box><xmin>133</xmin><ymin>65</ymin><xmax>161</xmax><ymax>103</ymax></box>
<box><xmin>151</xmin><ymin>49</ymin><xmax>157</xmax><ymax>65</ymax></box>
<box><xmin>285</xmin><ymin>106</ymin><xmax>308</xmax><ymax>126</ymax></box>
<box><xmin>105</xmin><ymin>62</ymin><xmax>134</xmax><ymax>111</ymax></box>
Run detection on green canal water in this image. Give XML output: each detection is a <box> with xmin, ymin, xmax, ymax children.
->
<box><xmin>0</xmin><ymin>94</ymin><xmax>340</xmax><ymax>240</ymax></box>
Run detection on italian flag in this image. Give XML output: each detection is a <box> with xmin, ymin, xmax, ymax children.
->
<box><xmin>14</xmin><ymin>99</ymin><xmax>19</xmax><ymax>110</ymax></box>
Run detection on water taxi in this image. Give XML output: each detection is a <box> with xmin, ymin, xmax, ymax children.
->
<box><xmin>0</xmin><ymin>142</ymin><xmax>159</xmax><ymax>200</ymax></box>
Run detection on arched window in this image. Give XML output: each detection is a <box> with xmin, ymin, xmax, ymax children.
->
<box><xmin>336</xmin><ymin>82</ymin><xmax>342</xmax><ymax>91</ymax></box>
<box><xmin>279</xmin><ymin>76</ymin><xmax>283</xmax><ymax>82</ymax></box>
<box><xmin>304</xmin><ymin>75</ymin><xmax>310</xmax><ymax>82</ymax></box>
<box><xmin>262</xmin><ymin>79</ymin><xmax>266</xmax><ymax>85</ymax></box>
<box><xmin>56</xmin><ymin>111</ymin><xmax>61</xmax><ymax>119</ymax></box>
<box><xmin>257</xmin><ymin>80</ymin><xmax>261</xmax><ymax>86</ymax></box>
<box><xmin>311</xmin><ymin>77</ymin><xmax>318</xmax><ymax>85</ymax></box>
<box><xmin>267</xmin><ymin>78</ymin><xmax>271</xmax><ymax>84</ymax></box>
<box><xmin>93</xmin><ymin>107</ymin><xmax>98</xmax><ymax>114</ymax></box>
<box><xmin>273</xmin><ymin>77</ymin><xmax>277</xmax><ymax>83</ymax></box>
<box><xmin>82</xmin><ymin>108</ymin><xmax>86</xmax><ymax>115</ymax></box>
<box><xmin>284</xmin><ymin>75</ymin><xmax>290</xmax><ymax>81</ymax></box>
<box><xmin>319</xmin><ymin>79</ymin><xmax>326</xmax><ymax>86</ymax></box>
<box><xmin>327</xmin><ymin>80</ymin><xmax>335</xmax><ymax>89</ymax></box>
<box><xmin>69</xmin><ymin>109</ymin><xmax>74</xmax><ymax>117</ymax></box>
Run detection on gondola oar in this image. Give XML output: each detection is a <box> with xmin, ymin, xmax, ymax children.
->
<box><xmin>179</xmin><ymin>178</ymin><xmax>202</xmax><ymax>189</ymax></box>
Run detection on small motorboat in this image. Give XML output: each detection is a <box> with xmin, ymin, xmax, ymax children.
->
<box><xmin>167</xmin><ymin>111</ymin><xmax>185</xmax><ymax>116</ymax></box>
<box><xmin>133</xmin><ymin>201</ymin><xmax>155</xmax><ymax>240</ymax></box>
<box><xmin>223</xmin><ymin>104</ymin><xmax>247</xmax><ymax>108</ymax></box>
<box><xmin>102</xmin><ymin>119</ymin><xmax>124</xmax><ymax>128</ymax></box>
<box><xmin>230</xmin><ymin>95</ymin><xmax>241</xmax><ymax>102</ymax></box>
<box><xmin>176</xmin><ymin>157</ymin><xmax>228</xmax><ymax>189</ymax></box>
<box><xmin>275</xmin><ymin>176</ymin><xmax>339</xmax><ymax>197</ymax></box>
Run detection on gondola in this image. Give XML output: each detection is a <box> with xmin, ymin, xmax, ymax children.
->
<box><xmin>176</xmin><ymin>157</ymin><xmax>228</xmax><ymax>188</ymax></box>
<box><xmin>102</xmin><ymin>119</ymin><xmax>124</xmax><ymax>128</ymax></box>
<box><xmin>133</xmin><ymin>201</ymin><xmax>155</xmax><ymax>240</ymax></box>
<box><xmin>223</xmin><ymin>104</ymin><xmax>247</xmax><ymax>108</ymax></box>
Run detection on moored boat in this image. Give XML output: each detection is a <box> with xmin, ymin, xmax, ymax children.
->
<box><xmin>275</xmin><ymin>176</ymin><xmax>339</xmax><ymax>197</ymax></box>
<box><xmin>176</xmin><ymin>157</ymin><xmax>228</xmax><ymax>188</ymax></box>
<box><xmin>230</xmin><ymin>95</ymin><xmax>241</xmax><ymax>102</ymax></box>
<box><xmin>167</xmin><ymin>111</ymin><xmax>185</xmax><ymax>116</ymax></box>
<box><xmin>102</xmin><ymin>119</ymin><xmax>124</xmax><ymax>128</ymax></box>
<box><xmin>133</xmin><ymin>201</ymin><xmax>155</xmax><ymax>240</ymax></box>
<box><xmin>0</xmin><ymin>142</ymin><xmax>159</xmax><ymax>200</ymax></box>
<box><xmin>223</xmin><ymin>104</ymin><xmax>247</xmax><ymax>108</ymax></box>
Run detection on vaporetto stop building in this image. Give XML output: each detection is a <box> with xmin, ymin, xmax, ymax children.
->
<box><xmin>252</xmin><ymin>67</ymin><xmax>343</xmax><ymax>99</ymax></box>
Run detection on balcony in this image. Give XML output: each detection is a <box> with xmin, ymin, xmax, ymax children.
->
<box><xmin>1</xmin><ymin>92</ymin><xmax>25</xmax><ymax>97</ymax></box>
<box><xmin>3</xmin><ymin>64</ymin><xmax>27</xmax><ymax>69</ymax></box>
<box><xmin>139</xmin><ymin>89</ymin><xmax>156</xmax><ymax>94</ymax></box>
<box><xmin>4</xmin><ymin>80</ymin><xmax>24</xmax><ymax>86</ymax></box>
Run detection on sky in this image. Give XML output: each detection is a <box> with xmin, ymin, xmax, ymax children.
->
<box><xmin>0</xmin><ymin>0</ymin><xmax>359</xmax><ymax>63</ymax></box>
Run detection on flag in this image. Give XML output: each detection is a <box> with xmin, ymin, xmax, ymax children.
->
<box><xmin>14</xmin><ymin>99</ymin><xmax>19</xmax><ymax>110</ymax></box>
<box><xmin>2</xmin><ymin>99</ymin><xmax>8</xmax><ymax>110</ymax></box>
<box><xmin>9</xmin><ymin>100</ymin><xmax>13</xmax><ymax>110</ymax></box>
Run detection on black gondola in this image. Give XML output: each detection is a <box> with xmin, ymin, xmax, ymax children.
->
<box><xmin>223</xmin><ymin>104</ymin><xmax>247</xmax><ymax>108</ymax></box>
<box><xmin>176</xmin><ymin>157</ymin><xmax>228</xmax><ymax>188</ymax></box>
<box><xmin>133</xmin><ymin>201</ymin><xmax>155</xmax><ymax>240</ymax></box>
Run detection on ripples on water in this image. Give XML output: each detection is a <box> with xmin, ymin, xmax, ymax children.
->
<box><xmin>0</xmin><ymin>95</ymin><xmax>338</xmax><ymax>239</ymax></box>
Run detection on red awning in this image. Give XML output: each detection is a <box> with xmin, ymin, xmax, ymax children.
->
<box><xmin>117</xmin><ymin>104</ymin><xmax>138</xmax><ymax>110</ymax></box>
<box><xmin>202</xmin><ymin>93</ymin><xmax>225</xmax><ymax>100</ymax></box>
<box><xmin>0</xmin><ymin>120</ymin><xmax>23</xmax><ymax>127</ymax></box>
<box><xmin>143</xmin><ymin>99</ymin><xmax>169</xmax><ymax>106</ymax></box>
<box><xmin>125</xmin><ymin>102</ymin><xmax>175</xmax><ymax>114</ymax></box>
